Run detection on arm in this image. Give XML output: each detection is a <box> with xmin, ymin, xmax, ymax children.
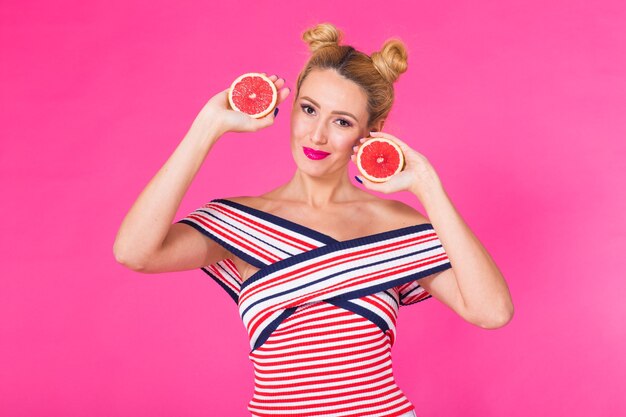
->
<box><xmin>353</xmin><ymin>131</ymin><xmax>514</xmax><ymax>329</ymax></box>
<box><xmin>112</xmin><ymin>107</ymin><xmax>226</xmax><ymax>272</ymax></box>
<box><xmin>113</xmin><ymin>78</ymin><xmax>290</xmax><ymax>272</ymax></box>
<box><xmin>415</xmin><ymin>182</ymin><xmax>514</xmax><ymax>329</ymax></box>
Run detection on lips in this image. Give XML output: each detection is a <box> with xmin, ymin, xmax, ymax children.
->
<box><xmin>303</xmin><ymin>146</ymin><xmax>331</xmax><ymax>160</ymax></box>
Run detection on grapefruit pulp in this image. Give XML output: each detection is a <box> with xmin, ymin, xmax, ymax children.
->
<box><xmin>227</xmin><ymin>73</ymin><xmax>278</xmax><ymax>118</ymax></box>
<box><xmin>356</xmin><ymin>138</ymin><xmax>405</xmax><ymax>182</ymax></box>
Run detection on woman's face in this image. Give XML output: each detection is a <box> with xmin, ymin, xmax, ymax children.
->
<box><xmin>290</xmin><ymin>68</ymin><xmax>371</xmax><ymax>178</ymax></box>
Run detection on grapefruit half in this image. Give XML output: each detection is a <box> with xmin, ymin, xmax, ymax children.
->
<box><xmin>356</xmin><ymin>137</ymin><xmax>405</xmax><ymax>182</ymax></box>
<box><xmin>227</xmin><ymin>72</ymin><xmax>278</xmax><ymax>118</ymax></box>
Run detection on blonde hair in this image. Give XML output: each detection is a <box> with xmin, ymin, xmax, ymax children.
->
<box><xmin>295</xmin><ymin>22</ymin><xmax>408</xmax><ymax>128</ymax></box>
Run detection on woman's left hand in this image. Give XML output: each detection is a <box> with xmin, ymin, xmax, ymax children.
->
<box><xmin>351</xmin><ymin>131</ymin><xmax>443</xmax><ymax>199</ymax></box>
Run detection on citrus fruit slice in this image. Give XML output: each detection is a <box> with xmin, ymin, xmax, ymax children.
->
<box><xmin>227</xmin><ymin>72</ymin><xmax>278</xmax><ymax>118</ymax></box>
<box><xmin>356</xmin><ymin>137</ymin><xmax>405</xmax><ymax>182</ymax></box>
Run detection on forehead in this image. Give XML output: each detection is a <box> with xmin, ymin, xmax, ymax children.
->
<box><xmin>299</xmin><ymin>69</ymin><xmax>368</xmax><ymax>120</ymax></box>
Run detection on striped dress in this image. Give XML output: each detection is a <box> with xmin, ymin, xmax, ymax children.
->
<box><xmin>177</xmin><ymin>198</ymin><xmax>452</xmax><ymax>417</ymax></box>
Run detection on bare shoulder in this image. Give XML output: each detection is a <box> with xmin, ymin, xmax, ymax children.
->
<box><xmin>220</xmin><ymin>195</ymin><xmax>273</xmax><ymax>210</ymax></box>
<box><xmin>221</xmin><ymin>193</ymin><xmax>429</xmax><ymax>234</ymax></box>
<box><xmin>360</xmin><ymin>197</ymin><xmax>430</xmax><ymax>231</ymax></box>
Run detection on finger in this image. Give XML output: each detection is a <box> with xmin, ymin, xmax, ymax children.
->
<box><xmin>273</xmin><ymin>77</ymin><xmax>285</xmax><ymax>89</ymax></box>
<box><xmin>368</xmin><ymin>130</ymin><xmax>399</xmax><ymax>141</ymax></box>
<box><xmin>386</xmin><ymin>135</ymin><xmax>411</xmax><ymax>149</ymax></box>
<box><xmin>276</xmin><ymin>87</ymin><xmax>291</xmax><ymax>106</ymax></box>
<box><xmin>220</xmin><ymin>88</ymin><xmax>232</xmax><ymax>106</ymax></box>
<box><xmin>351</xmin><ymin>137</ymin><xmax>366</xmax><ymax>151</ymax></box>
<box><xmin>219</xmin><ymin>87</ymin><xmax>231</xmax><ymax>100</ymax></box>
<box><xmin>252</xmin><ymin>113</ymin><xmax>276</xmax><ymax>130</ymax></box>
<box><xmin>352</xmin><ymin>137</ymin><xmax>367</xmax><ymax>154</ymax></box>
<box><xmin>351</xmin><ymin>138</ymin><xmax>366</xmax><ymax>156</ymax></box>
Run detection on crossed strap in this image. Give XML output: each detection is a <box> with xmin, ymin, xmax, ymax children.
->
<box><xmin>177</xmin><ymin>199</ymin><xmax>452</xmax><ymax>350</ymax></box>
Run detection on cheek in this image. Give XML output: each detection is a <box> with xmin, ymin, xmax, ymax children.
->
<box><xmin>335</xmin><ymin>133</ymin><xmax>359</xmax><ymax>152</ymax></box>
<box><xmin>291</xmin><ymin>113</ymin><xmax>309</xmax><ymax>137</ymax></box>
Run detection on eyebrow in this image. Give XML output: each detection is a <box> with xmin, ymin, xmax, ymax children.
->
<box><xmin>300</xmin><ymin>96</ymin><xmax>358</xmax><ymax>121</ymax></box>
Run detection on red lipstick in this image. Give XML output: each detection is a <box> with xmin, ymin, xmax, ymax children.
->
<box><xmin>303</xmin><ymin>146</ymin><xmax>331</xmax><ymax>160</ymax></box>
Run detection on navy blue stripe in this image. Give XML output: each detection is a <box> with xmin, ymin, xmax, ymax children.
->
<box><xmin>400</xmin><ymin>285</ymin><xmax>424</xmax><ymax>301</ymax></box>
<box><xmin>326</xmin><ymin>299</ymin><xmax>390</xmax><ymax>333</ymax></box>
<box><xmin>177</xmin><ymin>219</ymin><xmax>268</xmax><ymax>269</ymax></box>
<box><xmin>216</xmin><ymin>261</ymin><xmax>240</xmax><ymax>289</ymax></box>
<box><xmin>401</xmin><ymin>293</ymin><xmax>433</xmax><ymax>306</ymax></box>
<box><xmin>202</xmin><ymin>268</ymin><xmax>239</xmax><ymax>305</ymax></box>
<box><xmin>327</xmin><ymin>262</ymin><xmax>452</xmax><ymax>306</ymax></box>
<box><xmin>215</xmin><ymin>199</ymin><xmax>338</xmax><ymax>245</ymax></box>
<box><xmin>383</xmin><ymin>289</ymin><xmax>400</xmax><ymax>309</ymax></box>
<box><xmin>252</xmin><ymin>307</ymin><xmax>298</xmax><ymax>351</ymax></box>
<box><xmin>240</xmin><ymin>243</ymin><xmax>446</xmax><ymax>319</ymax></box>
<box><xmin>196</xmin><ymin>207</ymin><xmax>295</xmax><ymax>259</ymax></box>
<box><xmin>241</xmin><ymin>223</ymin><xmax>437</xmax><ymax>290</ymax></box>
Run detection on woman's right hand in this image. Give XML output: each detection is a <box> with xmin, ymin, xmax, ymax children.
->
<box><xmin>200</xmin><ymin>74</ymin><xmax>291</xmax><ymax>135</ymax></box>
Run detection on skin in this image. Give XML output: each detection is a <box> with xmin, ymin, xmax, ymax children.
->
<box><xmin>114</xmin><ymin>68</ymin><xmax>514</xmax><ymax>330</ymax></box>
<box><xmin>224</xmin><ymin>69</ymin><xmax>425</xmax><ymax>279</ymax></box>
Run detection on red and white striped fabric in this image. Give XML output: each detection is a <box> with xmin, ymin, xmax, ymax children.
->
<box><xmin>177</xmin><ymin>199</ymin><xmax>452</xmax><ymax>417</ymax></box>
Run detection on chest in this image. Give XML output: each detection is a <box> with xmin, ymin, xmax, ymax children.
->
<box><xmin>272</xmin><ymin>204</ymin><xmax>387</xmax><ymax>240</ymax></box>
<box><xmin>230</xmin><ymin>215</ymin><xmax>380</xmax><ymax>283</ymax></box>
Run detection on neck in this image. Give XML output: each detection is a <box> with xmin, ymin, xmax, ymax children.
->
<box><xmin>279</xmin><ymin>169</ymin><xmax>358</xmax><ymax>208</ymax></box>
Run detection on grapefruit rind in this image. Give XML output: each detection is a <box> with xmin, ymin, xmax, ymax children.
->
<box><xmin>356</xmin><ymin>138</ymin><xmax>405</xmax><ymax>183</ymax></box>
<box><xmin>227</xmin><ymin>72</ymin><xmax>278</xmax><ymax>119</ymax></box>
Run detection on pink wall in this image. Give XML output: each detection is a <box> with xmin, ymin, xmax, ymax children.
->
<box><xmin>2</xmin><ymin>0</ymin><xmax>624</xmax><ymax>416</ymax></box>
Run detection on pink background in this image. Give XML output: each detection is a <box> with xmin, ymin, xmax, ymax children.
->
<box><xmin>1</xmin><ymin>0</ymin><xmax>624</xmax><ymax>416</ymax></box>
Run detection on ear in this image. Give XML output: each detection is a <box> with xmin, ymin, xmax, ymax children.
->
<box><xmin>369</xmin><ymin>119</ymin><xmax>385</xmax><ymax>133</ymax></box>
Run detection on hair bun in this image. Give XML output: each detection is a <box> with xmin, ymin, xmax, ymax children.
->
<box><xmin>302</xmin><ymin>22</ymin><xmax>342</xmax><ymax>53</ymax></box>
<box><xmin>371</xmin><ymin>39</ymin><xmax>408</xmax><ymax>84</ymax></box>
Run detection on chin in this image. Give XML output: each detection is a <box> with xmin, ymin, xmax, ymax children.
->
<box><xmin>296</xmin><ymin>158</ymin><xmax>351</xmax><ymax>180</ymax></box>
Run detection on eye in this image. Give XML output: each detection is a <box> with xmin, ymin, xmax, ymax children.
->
<box><xmin>301</xmin><ymin>104</ymin><xmax>315</xmax><ymax>115</ymax></box>
<box><xmin>300</xmin><ymin>103</ymin><xmax>352</xmax><ymax>127</ymax></box>
<box><xmin>337</xmin><ymin>119</ymin><xmax>352</xmax><ymax>127</ymax></box>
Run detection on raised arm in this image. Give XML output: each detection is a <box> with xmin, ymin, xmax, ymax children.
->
<box><xmin>113</xmin><ymin>76</ymin><xmax>290</xmax><ymax>273</ymax></box>
<box><xmin>353</xmin><ymin>131</ymin><xmax>514</xmax><ymax>329</ymax></box>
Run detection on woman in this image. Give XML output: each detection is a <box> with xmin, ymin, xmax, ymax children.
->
<box><xmin>114</xmin><ymin>22</ymin><xmax>513</xmax><ymax>417</ymax></box>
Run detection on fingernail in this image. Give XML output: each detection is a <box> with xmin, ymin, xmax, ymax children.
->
<box><xmin>274</xmin><ymin>108</ymin><xmax>279</xmax><ymax>117</ymax></box>
<box><xmin>354</xmin><ymin>176</ymin><xmax>363</xmax><ymax>184</ymax></box>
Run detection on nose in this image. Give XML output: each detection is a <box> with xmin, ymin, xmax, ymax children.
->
<box><xmin>310</xmin><ymin>121</ymin><xmax>328</xmax><ymax>146</ymax></box>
